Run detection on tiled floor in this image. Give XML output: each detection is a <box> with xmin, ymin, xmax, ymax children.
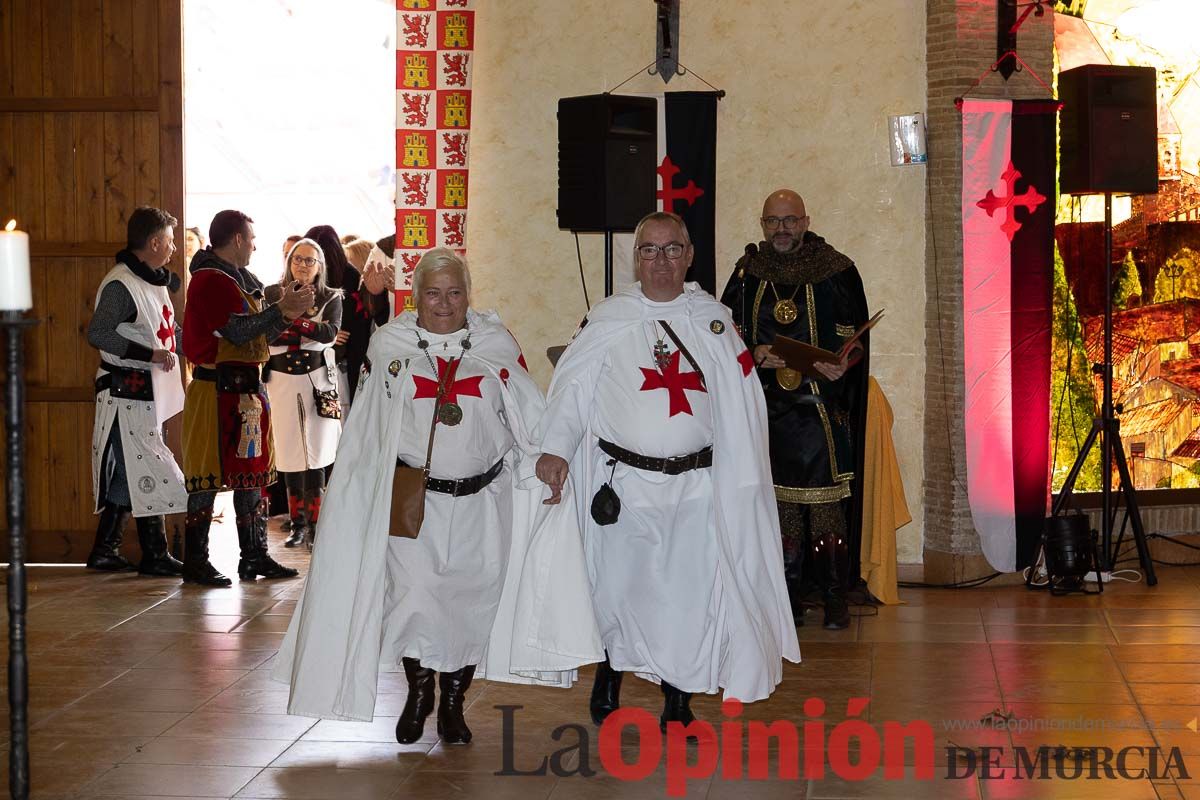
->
<box><xmin>4</xmin><ymin>515</ymin><xmax>1200</xmax><ymax>798</ymax></box>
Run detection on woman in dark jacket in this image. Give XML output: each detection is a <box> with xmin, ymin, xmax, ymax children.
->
<box><xmin>304</xmin><ymin>225</ymin><xmax>391</xmax><ymax>408</ymax></box>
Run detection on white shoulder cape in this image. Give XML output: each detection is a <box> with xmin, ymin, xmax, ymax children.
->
<box><xmin>272</xmin><ymin>309</ymin><xmax>603</xmax><ymax>721</ymax></box>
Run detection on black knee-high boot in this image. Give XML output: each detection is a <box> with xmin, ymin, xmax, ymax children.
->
<box><xmin>87</xmin><ymin>502</ymin><xmax>135</xmax><ymax>571</ymax></box>
<box><xmin>181</xmin><ymin>506</ymin><xmax>231</xmax><ymax>587</ymax></box>
<box><xmin>395</xmin><ymin>657</ymin><xmax>436</xmax><ymax>744</ymax></box>
<box><xmin>236</xmin><ymin>496</ymin><xmax>299</xmax><ymax>581</ymax></box>
<box><xmin>437</xmin><ymin>665</ymin><xmax>475</xmax><ymax>744</ymax></box>
<box><xmin>136</xmin><ymin>515</ymin><xmax>184</xmax><ymax>576</ymax></box>
<box><xmin>589</xmin><ymin>652</ymin><xmax>623</xmax><ymax>726</ymax></box>
<box><xmin>817</xmin><ymin>531</ymin><xmax>851</xmax><ymax>630</ymax></box>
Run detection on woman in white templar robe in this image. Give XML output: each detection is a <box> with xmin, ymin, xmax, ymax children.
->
<box><xmin>273</xmin><ymin>248</ymin><xmax>602</xmax><ymax>747</ymax></box>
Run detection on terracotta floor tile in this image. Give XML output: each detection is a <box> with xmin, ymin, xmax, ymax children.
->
<box><xmin>985</xmin><ymin>624</ymin><xmax>1119</xmax><ymax>645</ymax></box>
<box><xmin>84</xmin><ymin>763</ymin><xmax>260</xmax><ymax>797</ymax></box>
<box><xmin>858</xmin><ymin>621</ymin><xmax>987</xmax><ymax>643</ymax></box>
<box><xmin>233</xmin><ymin>767</ymin><xmax>408</xmax><ymax>799</ymax></box>
<box><xmin>162</xmin><ymin>711</ymin><xmax>316</xmax><ymax>741</ymax></box>
<box><xmin>125</xmin><ymin>736</ymin><xmax>295</xmax><ymax>767</ymax></box>
<box><xmin>270</xmin><ymin>739</ymin><xmax>431</xmax><ymax>770</ymax></box>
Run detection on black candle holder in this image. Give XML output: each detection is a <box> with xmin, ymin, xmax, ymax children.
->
<box><xmin>3</xmin><ymin>309</ymin><xmax>38</xmax><ymax>800</ymax></box>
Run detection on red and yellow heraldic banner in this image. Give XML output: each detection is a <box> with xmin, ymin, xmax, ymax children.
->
<box><xmin>395</xmin><ymin>0</ymin><xmax>475</xmax><ymax>311</ymax></box>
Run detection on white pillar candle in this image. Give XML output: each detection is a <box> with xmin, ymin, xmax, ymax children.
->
<box><xmin>0</xmin><ymin>220</ymin><xmax>32</xmax><ymax>311</ymax></box>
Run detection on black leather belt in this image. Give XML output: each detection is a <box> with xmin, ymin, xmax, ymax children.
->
<box><xmin>598</xmin><ymin>439</ymin><xmax>712</xmax><ymax>475</ymax></box>
<box><xmin>95</xmin><ymin>364</ymin><xmax>154</xmax><ymax>401</ymax></box>
<box><xmin>396</xmin><ymin>457</ymin><xmax>505</xmax><ymax>497</ymax></box>
<box><xmin>267</xmin><ymin>350</ymin><xmax>323</xmax><ymax>376</ymax></box>
<box><xmin>192</xmin><ymin>364</ymin><xmax>263</xmax><ymax>394</ymax></box>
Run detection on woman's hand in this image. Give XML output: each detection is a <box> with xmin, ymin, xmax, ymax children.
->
<box><xmin>362</xmin><ymin>259</ymin><xmax>394</xmax><ymax>295</ymax></box>
<box><xmin>334</xmin><ymin>330</ymin><xmax>350</xmax><ymax>346</ymax></box>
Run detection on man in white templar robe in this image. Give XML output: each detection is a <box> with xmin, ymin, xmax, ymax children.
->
<box><xmin>536</xmin><ymin>212</ymin><xmax>800</xmax><ymax>731</ymax></box>
<box><xmin>273</xmin><ymin>249</ymin><xmax>602</xmax><ymax>742</ymax></box>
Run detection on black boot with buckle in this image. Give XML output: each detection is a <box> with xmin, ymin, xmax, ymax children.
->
<box><xmin>136</xmin><ymin>515</ymin><xmax>184</xmax><ymax>576</ymax></box>
<box><xmin>395</xmin><ymin>657</ymin><xmax>436</xmax><ymax>744</ymax></box>
<box><xmin>590</xmin><ymin>652</ymin><xmax>623</xmax><ymax>726</ymax></box>
<box><xmin>659</xmin><ymin>680</ymin><xmax>697</xmax><ymax>735</ymax></box>
<box><xmin>181</xmin><ymin>508</ymin><xmax>232</xmax><ymax>587</ymax></box>
<box><xmin>436</xmin><ymin>665</ymin><xmax>475</xmax><ymax>745</ymax></box>
<box><xmin>87</xmin><ymin>502</ymin><xmax>136</xmax><ymax>571</ymax></box>
<box><xmin>237</xmin><ymin>499</ymin><xmax>299</xmax><ymax>581</ymax></box>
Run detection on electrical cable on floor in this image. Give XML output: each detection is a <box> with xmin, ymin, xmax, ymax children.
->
<box><xmin>898</xmin><ymin>571</ymin><xmax>1003</xmax><ymax>590</ymax></box>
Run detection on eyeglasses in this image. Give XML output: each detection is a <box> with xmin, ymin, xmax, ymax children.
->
<box><xmin>636</xmin><ymin>242</ymin><xmax>686</xmax><ymax>260</ymax></box>
<box><xmin>761</xmin><ymin>215</ymin><xmax>805</xmax><ymax>230</ymax></box>
<box><xmin>291</xmin><ymin>255</ymin><xmax>320</xmax><ymax>267</ymax></box>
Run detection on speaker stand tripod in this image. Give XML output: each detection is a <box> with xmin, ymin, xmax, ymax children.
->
<box><xmin>1048</xmin><ymin>192</ymin><xmax>1156</xmax><ymax>586</ymax></box>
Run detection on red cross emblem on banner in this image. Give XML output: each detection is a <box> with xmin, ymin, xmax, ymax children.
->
<box><xmin>413</xmin><ymin>356</ymin><xmax>484</xmax><ymax>405</ymax></box>
<box><xmin>639</xmin><ymin>350</ymin><xmax>706</xmax><ymax>417</ymax></box>
<box><xmin>976</xmin><ymin>161</ymin><xmax>1046</xmax><ymax>241</ymax></box>
<box><xmin>656</xmin><ymin>155</ymin><xmax>704</xmax><ymax>211</ymax></box>
<box><xmin>157</xmin><ymin>305</ymin><xmax>175</xmax><ymax>352</ymax></box>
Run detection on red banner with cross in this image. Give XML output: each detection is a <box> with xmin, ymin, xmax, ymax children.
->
<box><xmin>960</xmin><ymin>98</ymin><xmax>1057</xmax><ymax>573</ymax></box>
<box><xmin>395</xmin><ymin>0</ymin><xmax>474</xmax><ymax>311</ymax></box>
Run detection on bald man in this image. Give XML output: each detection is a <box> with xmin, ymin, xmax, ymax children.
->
<box><xmin>720</xmin><ymin>190</ymin><xmax>870</xmax><ymax>630</ymax></box>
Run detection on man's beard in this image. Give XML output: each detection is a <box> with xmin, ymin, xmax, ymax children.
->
<box><xmin>771</xmin><ymin>233</ymin><xmax>801</xmax><ymax>253</ymax></box>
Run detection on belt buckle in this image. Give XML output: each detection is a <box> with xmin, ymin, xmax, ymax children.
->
<box><xmin>663</xmin><ymin>453</ymin><xmax>692</xmax><ymax>475</ymax></box>
<box><xmin>449</xmin><ymin>478</ymin><xmax>466</xmax><ymax>497</ymax></box>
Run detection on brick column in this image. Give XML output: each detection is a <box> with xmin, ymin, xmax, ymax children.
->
<box><xmin>922</xmin><ymin>1</ymin><xmax>1055</xmax><ymax>582</ymax></box>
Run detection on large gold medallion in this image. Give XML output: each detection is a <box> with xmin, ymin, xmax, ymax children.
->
<box><xmin>773</xmin><ymin>299</ymin><xmax>799</xmax><ymax>325</ymax></box>
<box><xmin>776</xmin><ymin>367</ymin><xmax>802</xmax><ymax>391</ymax></box>
<box><xmin>438</xmin><ymin>402</ymin><xmax>463</xmax><ymax>426</ymax></box>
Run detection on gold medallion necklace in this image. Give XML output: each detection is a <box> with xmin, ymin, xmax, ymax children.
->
<box><xmin>768</xmin><ymin>281</ymin><xmax>801</xmax><ymax>325</ymax></box>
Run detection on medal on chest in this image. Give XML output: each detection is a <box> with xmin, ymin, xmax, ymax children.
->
<box><xmin>412</xmin><ymin>329</ymin><xmax>478</xmax><ymax>427</ymax></box>
<box><xmin>769</xmin><ymin>281</ymin><xmax>801</xmax><ymax>325</ymax></box>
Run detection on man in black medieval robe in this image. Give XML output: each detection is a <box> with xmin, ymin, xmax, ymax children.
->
<box><xmin>721</xmin><ymin>189</ymin><xmax>869</xmax><ymax>630</ymax></box>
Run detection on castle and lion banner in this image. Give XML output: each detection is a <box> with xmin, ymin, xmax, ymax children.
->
<box><xmin>395</xmin><ymin>0</ymin><xmax>474</xmax><ymax>311</ymax></box>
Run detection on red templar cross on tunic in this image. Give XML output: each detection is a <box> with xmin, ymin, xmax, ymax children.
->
<box><xmin>412</xmin><ymin>356</ymin><xmax>484</xmax><ymax>406</ymax></box>
<box><xmin>639</xmin><ymin>350</ymin><xmax>706</xmax><ymax>417</ymax></box>
<box><xmin>157</xmin><ymin>305</ymin><xmax>175</xmax><ymax>352</ymax></box>
<box><xmin>656</xmin><ymin>155</ymin><xmax>704</xmax><ymax>211</ymax></box>
<box><xmin>976</xmin><ymin>161</ymin><xmax>1046</xmax><ymax>242</ymax></box>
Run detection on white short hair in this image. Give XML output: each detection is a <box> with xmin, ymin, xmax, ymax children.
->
<box><xmin>412</xmin><ymin>247</ymin><xmax>472</xmax><ymax>298</ymax></box>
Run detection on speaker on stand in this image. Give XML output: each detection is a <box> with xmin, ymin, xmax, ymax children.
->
<box><xmin>1047</xmin><ymin>64</ymin><xmax>1158</xmax><ymax>587</ymax></box>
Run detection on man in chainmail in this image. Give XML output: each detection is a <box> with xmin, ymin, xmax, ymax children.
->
<box><xmin>721</xmin><ymin>190</ymin><xmax>870</xmax><ymax>630</ymax></box>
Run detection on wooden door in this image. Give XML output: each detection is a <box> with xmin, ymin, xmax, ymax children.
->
<box><xmin>0</xmin><ymin>0</ymin><xmax>184</xmax><ymax>561</ymax></box>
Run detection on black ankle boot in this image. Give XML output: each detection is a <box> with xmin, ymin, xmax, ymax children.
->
<box><xmin>136</xmin><ymin>516</ymin><xmax>184</xmax><ymax>576</ymax></box>
<box><xmin>659</xmin><ymin>681</ymin><xmax>696</xmax><ymax>734</ymax></box>
<box><xmin>395</xmin><ymin>657</ymin><xmax>436</xmax><ymax>744</ymax></box>
<box><xmin>437</xmin><ymin>665</ymin><xmax>475</xmax><ymax>745</ymax></box>
<box><xmin>589</xmin><ymin>653</ymin><xmax>623</xmax><ymax>726</ymax></box>
<box><xmin>181</xmin><ymin>509</ymin><xmax>231</xmax><ymax>587</ymax></box>
<box><xmin>819</xmin><ymin>533</ymin><xmax>851</xmax><ymax>630</ymax></box>
<box><xmin>237</xmin><ymin>500</ymin><xmax>299</xmax><ymax>581</ymax></box>
<box><xmin>87</xmin><ymin>503</ymin><xmax>135</xmax><ymax>571</ymax></box>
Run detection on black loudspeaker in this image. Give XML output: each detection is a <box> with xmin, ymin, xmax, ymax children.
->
<box><xmin>557</xmin><ymin>94</ymin><xmax>657</xmax><ymax>232</ymax></box>
<box><xmin>1059</xmin><ymin>64</ymin><xmax>1158</xmax><ymax>196</ymax></box>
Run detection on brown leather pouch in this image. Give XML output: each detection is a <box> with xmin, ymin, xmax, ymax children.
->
<box><xmin>389</xmin><ymin>463</ymin><xmax>427</xmax><ymax>538</ymax></box>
